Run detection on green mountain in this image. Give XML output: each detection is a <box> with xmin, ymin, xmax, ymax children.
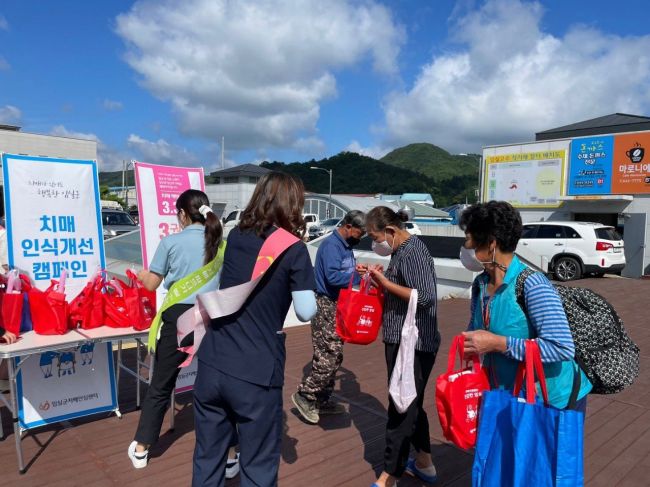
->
<box><xmin>97</xmin><ymin>143</ymin><xmax>480</xmax><ymax>207</ymax></box>
<box><xmin>98</xmin><ymin>170</ymin><xmax>134</xmax><ymax>187</ymax></box>
<box><xmin>381</xmin><ymin>143</ymin><xmax>480</xmax><ymax>182</ymax></box>
<box><xmin>261</xmin><ymin>148</ymin><xmax>478</xmax><ymax>206</ymax></box>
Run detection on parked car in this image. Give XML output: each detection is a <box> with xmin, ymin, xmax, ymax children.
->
<box><xmin>516</xmin><ymin>221</ymin><xmax>625</xmax><ymax>281</ymax></box>
<box><xmin>303</xmin><ymin>213</ymin><xmax>320</xmax><ymax>233</ymax></box>
<box><xmin>308</xmin><ymin>217</ymin><xmax>341</xmax><ymax>240</ymax></box>
<box><xmin>405</xmin><ymin>221</ymin><xmax>422</xmax><ymax>236</ymax></box>
<box><xmin>222</xmin><ymin>209</ymin><xmax>243</xmax><ymax>237</ymax></box>
<box><xmin>129</xmin><ymin>209</ymin><xmax>140</xmax><ymax>225</ymax></box>
<box><xmin>101</xmin><ymin>209</ymin><xmax>138</xmax><ymax>239</ymax></box>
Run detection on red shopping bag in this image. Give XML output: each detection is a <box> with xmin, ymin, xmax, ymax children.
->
<box><xmin>123</xmin><ymin>269</ymin><xmax>156</xmax><ymax>331</ymax></box>
<box><xmin>69</xmin><ymin>273</ymin><xmax>105</xmax><ymax>330</ymax></box>
<box><xmin>103</xmin><ymin>278</ymin><xmax>131</xmax><ymax>328</ymax></box>
<box><xmin>435</xmin><ymin>334</ymin><xmax>490</xmax><ymax>450</ymax></box>
<box><xmin>0</xmin><ymin>272</ymin><xmax>30</xmax><ymax>336</ymax></box>
<box><xmin>335</xmin><ymin>275</ymin><xmax>383</xmax><ymax>345</ymax></box>
<box><xmin>30</xmin><ymin>279</ymin><xmax>69</xmax><ymax>335</ymax></box>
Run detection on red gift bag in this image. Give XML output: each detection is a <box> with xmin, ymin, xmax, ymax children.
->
<box><xmin>435</xmin><ymin>334</ymin><xmax>490</xmax><ymax>450</ymax></box>
<box><xmin>69</xmin><ymin>274</ymin><xmax>105</xmax><ymax>330</ymax></box>
<box><xmin>30</xmin><ymin>279</ymin><xmax>69</xmax><ymax>335</ymax></box>
<box><xmin>335</xmin><ymin>274</ymin><xmax>383</xmax><ymax>345</ymax></box>
<box><xmin>103</xmin><ymin>278</ymin><xmax>131</xmax><ymax>328</ymax></box>
<box><xmin>123</xmin><ymin>269</ymin><xmax>155</xmax><ymax>331</ymax></box>
<box><xmin>1</xmin><ymin>272</ymin><xmax>30</xmax><ymax>336</ymax></box>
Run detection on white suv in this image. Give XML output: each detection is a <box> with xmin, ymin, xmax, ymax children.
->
<box><xmin>516</xmin><ymin>221</ymin><xmax>625</xmax><ymax>281</ymax></box>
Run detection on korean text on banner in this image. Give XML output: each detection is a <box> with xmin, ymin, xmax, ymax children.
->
<box><xmin>1</xmin><ymin>154</ymin><xmax>105</xmax><ymax>300</ymax></box>
<box><xmin>16</xmin><ymin>342</ymin><xmax>117</xmax><ymax>429</ymax></box>
<box><xmin>612</xmin><ymin>132</ymin><xmax>650</xmax><ymax>194</ymax></box>
<box><xmin>567</xmin><ymin>135</ymin><xmax>614</xmax><ymax>195</ymax></box>
<box><xmin>133</xmin><ymin>161</ymin><xmax>205</xmax><ymax>269</ymax></box>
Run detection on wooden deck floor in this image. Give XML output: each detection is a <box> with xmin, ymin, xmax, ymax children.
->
<box><xmin>0</xmin><ymin>276</ymin><xmax>648</xmax><ymax>486</ymax></box>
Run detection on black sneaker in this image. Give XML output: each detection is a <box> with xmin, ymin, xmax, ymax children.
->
<box><xmin>318</xmin><ymin>399</ymin><xmax>346</xmax><ymax>415</ymax></box>
<box><xmin>291</xmin><ymin>392</ymin><xmax>319</xmax><ymax>424</ymax></box>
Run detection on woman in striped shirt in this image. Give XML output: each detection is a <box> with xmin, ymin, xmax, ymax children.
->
<box><xmin>460</xmin><ymin>201</ymin><xmax>591</xmax><ymax>410</ymax></box>
<box><xmin>366</xmin><ymin>207</ymin><xmax>440</xmax><ymax>487</ymax></box>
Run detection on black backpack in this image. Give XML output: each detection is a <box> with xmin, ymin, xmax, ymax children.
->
<box><xmin>515</xmin><ymin>268</ymin><xmax>640</xmax><ymax>395</ymax></box>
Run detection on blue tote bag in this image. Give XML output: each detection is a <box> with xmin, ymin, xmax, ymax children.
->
<box><xmin>472</xmin><ymin>341</ymin><xmax>584</xmax><ymax>487</ymax></box>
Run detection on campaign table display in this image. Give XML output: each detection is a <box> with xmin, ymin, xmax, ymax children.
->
<box><xmin>0</xmin><ymin>330</ymin><xmax>118</xmax><ymax>473</ymax></box>
<box><xmin>75</xmin><ymin>326</ymin><xmax>150</xmax><ymax>411</ymax></box>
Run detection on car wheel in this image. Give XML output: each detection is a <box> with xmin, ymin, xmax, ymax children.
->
<box><xmin>553</xmin><ymin>257</ymin><xmax>582</xmax><ymax>282</ymax></box>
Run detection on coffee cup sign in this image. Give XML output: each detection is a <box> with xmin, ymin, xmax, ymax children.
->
<box><xmin>626</xmin><ymin>144</ymin><xmax>644</xmax><ymax>163</ymax></box>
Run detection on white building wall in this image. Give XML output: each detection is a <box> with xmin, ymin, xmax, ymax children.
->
<box><xmin>0</xmin><ymin>130</ymin><xmax>98</xmax><ymax>185</ymax></box>
<box><xmin>205</xmin><ymin>182</ymin><xmax>257</xmax><ymax>216</ymax></box>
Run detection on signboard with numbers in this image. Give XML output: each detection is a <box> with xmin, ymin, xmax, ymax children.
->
<box><xmin>1</xmin><ymin>153</ymin><xmax>105</xmax><ymax>299</ymax></box>
<box><xmin>133</xmin><ymin>161</ymin><xmax>205</xmax><ymax>269</ymax></box>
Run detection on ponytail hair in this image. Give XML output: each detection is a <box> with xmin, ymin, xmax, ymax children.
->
<box><xmin>175</xmin><ymin>189</ymin><xmax>223</xmax><ymax>264</ymax></box>
<box><xmin>365</xmin><ymin>206</ymin><xmax>409</xmax><ymax>232</ymax></box>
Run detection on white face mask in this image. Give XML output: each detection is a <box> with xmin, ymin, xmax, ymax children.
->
<box><xmin>372</xmin><ymin>231</ymin><xmax>394</xmax><ymax>256</ymax></box>
<box><xmin>459</xmin><ymin>246</ymin><xmax>488</xmax><ymax>272</ymax></box>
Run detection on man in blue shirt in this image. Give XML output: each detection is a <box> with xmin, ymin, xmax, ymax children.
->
<box><xmin>292</xmin><ymin>210</ymin><xmax>366</xmax><ymax>424</ymax></box>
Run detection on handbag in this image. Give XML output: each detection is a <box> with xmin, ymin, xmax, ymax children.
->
<box><xmin>30</xmin><ymin>272</ymin><xmax>69</xmax><ymax>335</ymax></box>
<box><xmin>436</xmin><ymin>334</ymin><xmax>490</xmax><ymax>449</ymax></box>
<box><xmin>472</xmin><ymin>340</ymin><xmax>584</xmax><ymax>487</ymax></box>
<box><xmin>69</xmin><ymin>272</ymin><xmax>106</xmax><ymax>329</ymax></box>
<box><xmin>103</xmin><ymin>277</ymin><xmax>131</xmax><ymax>328</ymax></box>
<box><xmin>388</xmin><ymin>289</ymin><xmax>418</xmax><ymax>413</ymax></box>
<box><xmin>1</xmin><ymin>271</ymin><xmax>31</xmax><ymax>336</ymax></box>
<box><xmin>335</xmin><ymin>274</ymin><xmax>383</xmax><ymax>345</ymax></box>
<box><xmin>123</xmin><ymin>269</ymin><xmax>156</xmax><ymax>331</ymax></box>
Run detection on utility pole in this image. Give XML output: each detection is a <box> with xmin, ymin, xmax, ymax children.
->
<box><xmin>221</xmin><ymin>136</ymin><xmax>225</xmax><ymax>170</ymax></box>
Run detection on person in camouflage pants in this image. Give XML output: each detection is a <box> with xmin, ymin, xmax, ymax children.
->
<box><xmin>299</xmin><ymin>295</ymin><xmax>341</xmax><ymax>402</ymax></box>
<box><xmin>292</xmin><ymin>210</ymin><xmax>366</xmax><ymax>424</ymax></box>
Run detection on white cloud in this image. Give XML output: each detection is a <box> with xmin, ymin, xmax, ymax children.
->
<box><xmin>103</xmin><ymin>99</ymin><xmax>124</xmax><ymax>111</ymax></box>
<box><xmin>127</xmin><ymin>134</ymin><xmax>202</xmax><ymax>167</ymax></box>
<box><xmin>0</xmin><ymin>15</ymin><xmax>8</xmax><ymax>31</ymax></box>
<box><xmin>0</xmin><ymin>105</ymin><xmax>21</xmax><ymax>124</ymax></box>
<box><xmin>50</xmin><ymin>125</ymin><xmax>126</xmax><ymax>171</ymax></box>
<box><xmin>382</xmin><ymin>0</ymin><xmax>650</xmax><ymax>153</ymax></box>
<box><xmin>344</xmin><ymin>140</ymin><xmax>391</xmax><ymax>160</ymax></box>
<box><xmin>115</xmin><ymin>0</ymin><xmax>404</xmax><ymax>152</ymax></box>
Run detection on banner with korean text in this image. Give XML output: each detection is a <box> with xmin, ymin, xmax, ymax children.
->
<box><xmin>16</xmin><ymin>342</ymin><xmax>117</xmax><ymax>429</ymax></box>
<box><xmin>482</xmin><ymin>140</ymin><xmax>569</xmax><ymax>208</ymax></box>
<box><xmin>133</xmin><ymin>161</ymin><xmax>205</xmax><ymax>269</ymax></box>
<box><xmin>1</xmin><ymin>154</ymin><xmax>105</xmax><ymax>299</ymax></box>
<box><xmin>134</xmin><ymin>161</ymin><xmax>204</xmax><ymax>391</ymax></box>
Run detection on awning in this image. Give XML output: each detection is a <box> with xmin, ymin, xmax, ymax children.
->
<box><xmin>558</xmin><ymin>195</ymin><xmax>634</xmax><ymax>202</ymax></box>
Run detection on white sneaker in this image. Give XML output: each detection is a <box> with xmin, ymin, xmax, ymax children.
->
<box><xmin>225</xmin><ymin>452</ymin><xmax>240</xmax><ymax>479</ymax></box>
<box><xmin>128</xmin><ymin>441</ymin><xmax>148</xmax><ymax>469</ymax></box>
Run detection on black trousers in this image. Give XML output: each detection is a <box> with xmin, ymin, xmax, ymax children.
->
<box><xmin>134</xmin><ymin>303</ymin><xmax>193</xmax><ymax>446</ymax></box>
<box><xmin>384</xmin><ymin>343</ymin><xmax>437</xmax><ymax>477</ymax></box>
<box><xmin>193</xmin><ymin>361</ymin><xmax>283</xmax><ymax>487</ymax></box>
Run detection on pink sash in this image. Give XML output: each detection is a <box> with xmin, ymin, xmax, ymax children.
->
<box><xmin>176</xmin><ymin>228</ymin><xmax>300</xmax><ymax>367</ymax></box>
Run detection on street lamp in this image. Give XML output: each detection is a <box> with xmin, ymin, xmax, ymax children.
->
<box><xmin>310</xmin><ymin>166</ymin><xmax>332</xmax><ymax>218</ymax></box>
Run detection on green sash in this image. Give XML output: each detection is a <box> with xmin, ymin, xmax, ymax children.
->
<box><xmin>147</xmin><ymin>240</ymin><xmax>227</xmax><ymax>351</ymax></box>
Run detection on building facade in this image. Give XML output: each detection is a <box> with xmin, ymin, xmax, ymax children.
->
<box><xmin>0</xmin><ymin>125</ymin><xmax>98</xmax><ymax>185</ymax></box>
<box><xmin>481</xmin><ymin>113</ymin><xmax>650</xmax><ymax>278</ymax></box>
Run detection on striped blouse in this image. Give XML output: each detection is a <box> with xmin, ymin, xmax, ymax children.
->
<box><xmin>382</xmin><ymin>236</ymin><xmax>440</xmax><ymax>353</ymax></box>
<box><xmin>469</xmin><ymin>270</ymin><xmax>574</xmax><ymax>362</ymax></box>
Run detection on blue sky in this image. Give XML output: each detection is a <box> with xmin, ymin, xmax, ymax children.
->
<box><xmin>1</xmin><ymin>0</ymin><xmax>649</xmax><ymax>171</ymax></box>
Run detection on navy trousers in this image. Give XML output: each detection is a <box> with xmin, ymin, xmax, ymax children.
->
<box><xmin>192</xmin><ymin>360</ymin><xmax>283</xmax><ymax>487</ymax></box>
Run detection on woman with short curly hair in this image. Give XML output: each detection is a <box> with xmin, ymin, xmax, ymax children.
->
<box><xmin>459</xmin><ymin>201</ymin><xmax>591</xmax><ymax>407</ymax></box>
